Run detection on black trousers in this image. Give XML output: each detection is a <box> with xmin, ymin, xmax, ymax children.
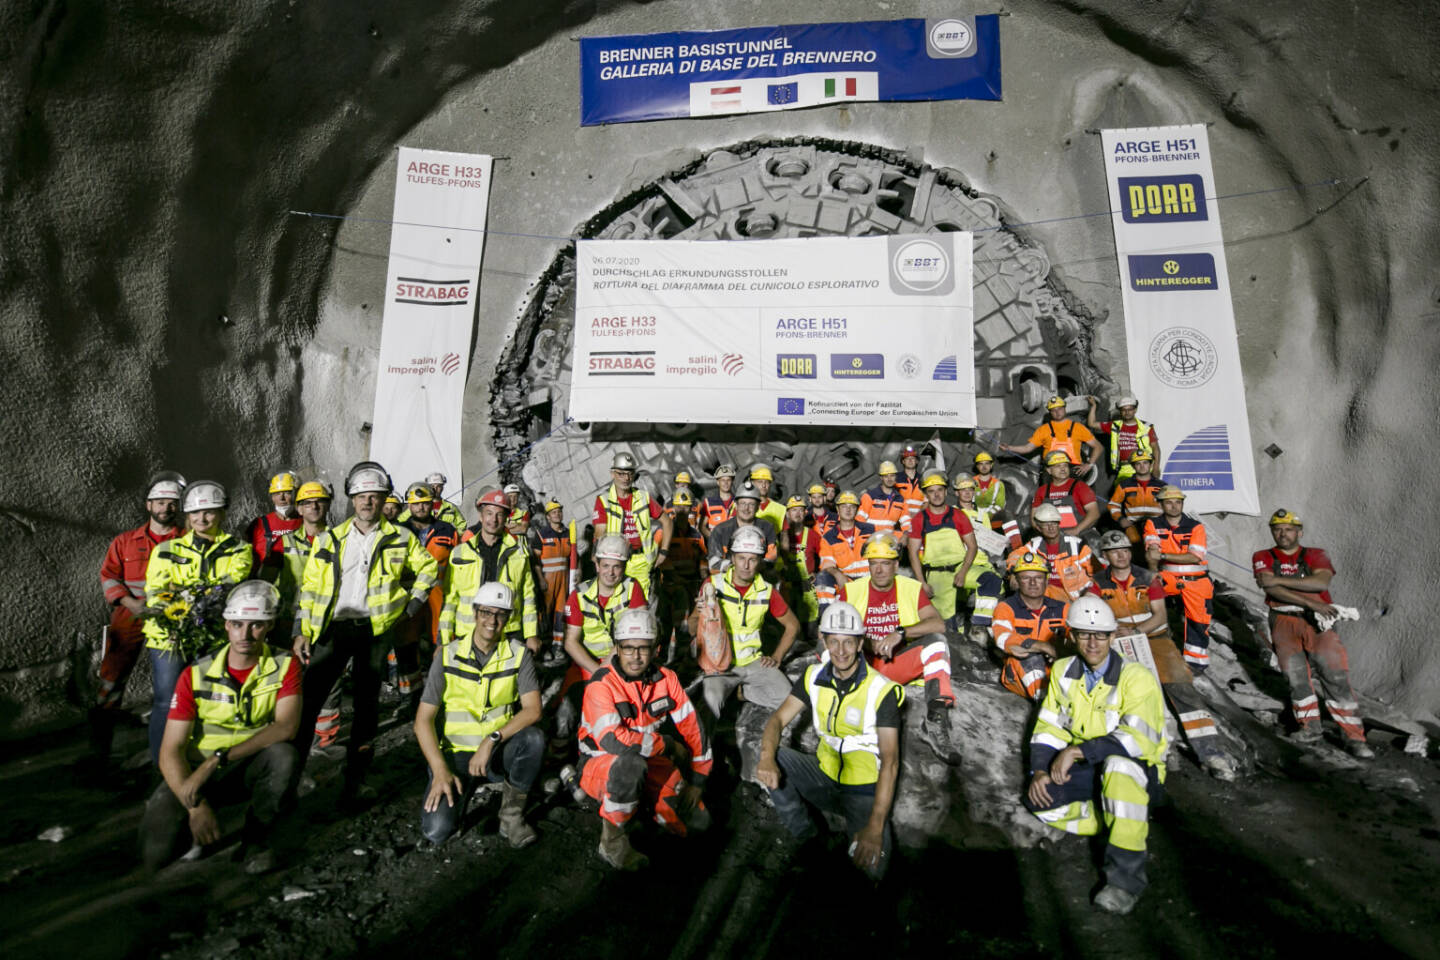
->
<box><xmin>298</xmin><ymin>619</ymin><xmax>391</xmax><ymax>780</ymax></box>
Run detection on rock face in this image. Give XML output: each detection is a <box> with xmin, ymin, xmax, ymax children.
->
<box><xmin>1</xmin><ymin>1</ymin><xmax>1437</xmax><ymax>742</ymax></box>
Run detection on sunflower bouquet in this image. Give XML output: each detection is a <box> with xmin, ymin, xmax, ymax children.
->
<box><xmin>150</xmin><ymin>583</ymin><xmax>231</xmax><ymax>660</ymax></box>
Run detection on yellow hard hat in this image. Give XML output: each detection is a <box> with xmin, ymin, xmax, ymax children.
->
<box><xmin>920</xmin><ymin>471</ymin><xmax>947</xmax><ymax>490</ymax></box>
<box><xmin>877</xmin><ymin>460</ymin><xmax>898</xmax><ymax>476</ymax></box>
<box><xmin>1045</xmin><ymin>450</ymin><xmax>1075</xmax><ymax>466</ymax></box>
<box><xmin>675</xmin><ymin>471</ymin><xmax>693</xmax><ymax>485</ymax></box>
<box><xmin>750</xmin><ymin>465</ymin><xmax>773</xmax><ymax>482</ymax></box>
<box><xmin>973</xmin><ymin>451</ymin><xmax>994</xmax><ymax>464</ymax></box>
<box><xmin>786</xmin><ymin>495</ymin><xmax>805</xmax><ymax>509</ymax></box>
<box><xmin>269</xmin><ymin>471</ymin><xmax>299</xmax><ymax>494</ymax></box>
<box><xmin>1046</xmin><ymin>395</ymin><xmax>1067</xmax><ymax>410</ymax></box>
<box><xmin>384</xmin><ymin>493</ymin><xmax>401</xmax><ymax>506</ymax></box>
<box><xmin>1269</xmin><ymin>508</ymin><xmax>1302</xmax><ymax>527</ymax></box>
<box><xmin>672</xmin><ymin>490</ymin><xmax>694</xmax><ymax>508</ymax></box>
<box><xmin>863</xmin><ymin>533</ymin><xmax>901</xmax><ymax>560</ymax></box>
<box><xmin>1157</xmin><ymin>485</ymin><xmax>1187</xmax><ymax>501</ymax></box>
<box><xmin>296</xmin><ymin>481</ymin><xmax>331</xmax><ymax>502</ymax></box>
<box><xmin>544</xmin><ymin>500</ymin><xmax>563</xmax><ymax>513</ymax></box>
<box><xmin>953</xmin><ymin>476</ymin><xmax>976</xmax><ymax>491</ymax></box>
<box><xmin>836</xmin><ymin>490</ymin><xmax>860</xmax><ymax>507</ymax></box>
<box><xmin>1011</xmin><ymin>550</ymin><xmax>1051</xmax><ymax>574</ymax></box>
<box><xmin>1130</xmin><ymin>450</ymin><xmax>1154</xmax><ymax>462</ymax></box>
<box><xmin>807</xmin><ymin>483</ymin><xmax>825</xmax><ymax>496</ymax></box>
<box><xmin>405</xmin><ymin>483</ymin><xmax>433</xmax><ymax>505</ymax></box>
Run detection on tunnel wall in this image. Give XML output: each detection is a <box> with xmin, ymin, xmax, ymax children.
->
<box><xmin>0</xmin><ymin>0</ymin><xmax>1435</xmax><ymax>736</ymax></box>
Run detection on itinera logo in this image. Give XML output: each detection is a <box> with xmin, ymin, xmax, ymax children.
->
<box><xmin>887</xmin><ymin>235</ymin><xmax>955</xmax><ymax>296</ymax></box>
<box><xmin>588</xmin><ymin>351</ymin><xmax>655</xmax><ymax>375</ymax></box>
<box><xmin>393</xmin><ymin>276</ymin><xmax>470</xmax><ymax>306</ymax></box>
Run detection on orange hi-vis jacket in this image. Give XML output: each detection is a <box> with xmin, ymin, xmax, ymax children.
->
<box><xmin>1014</xmin><ymin>535</ymin><xmax>1094</xmax><ymax>601</ymax></box>
<box><xmin>818</xmin><ymin>522</ymin><xmax>875</xmax><ymax>579</ymax></box>
<box><xmin>1144</xmin><ymin>516</ymin><xmax>1208</xmax><ymax>576</ymax></box>
<box><xmin>894</xmin><ymin>472</ymin><xmax>925</xmax><ymax>517</ymax></box>
<box><xmin>536</xmin><ymin>521</ymin><xmax>579</xmax><ymax>582</ymax></box>
<box><xmin>1029</xmin><ymin>418</ymin><xmax>1094</xmax><ymax>465</ymax></box>
<box><xmin>1108</xmin><ymin>477</ymin><xmax>1166</xmax><ymax>526</ymax></box>
<box><xmin>990</xmin><ymin>593</ymin><xmax>1069</xmax><ymax>656</ymax></box>
<box><xmin>858</xmin><ymin>486</ymin><xmax>909</xmax><ymax>537</ymax></box>
<box><xmin>1093</xmin><ymin>566</ymin><xmax>1166</xmax><ymax>636</ymax></box>
<box><xmin>578</xmin><ymin>660</ymin><xmax>713</xmax><ymax>781</ymax></box>
<box><xmin>700</xmin><ymin>494</ymin><xmax>733</xmax><ymax>530</ymax></box>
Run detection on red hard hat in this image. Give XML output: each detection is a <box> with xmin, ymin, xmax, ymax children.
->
<box><xmin>476</xmin><ymin>489</ymin><xmax>508</xmax><ymax>509</ymax></box>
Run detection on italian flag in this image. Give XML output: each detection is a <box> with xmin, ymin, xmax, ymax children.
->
<box><xmin>824</xmin><ymin>77</ymin><xmax>858</xmax><ymax>98</ymax></box>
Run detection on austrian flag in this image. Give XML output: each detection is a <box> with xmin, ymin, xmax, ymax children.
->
<box><xmin>688</xmin><ymin>71</ymin><xmax>879</xmax><ymax>117</ymax></box>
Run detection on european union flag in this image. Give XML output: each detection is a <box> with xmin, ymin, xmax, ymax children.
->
<box><xmin>767</xmin><ymin>82</ymin><xmax>798</xmax><ymax>105</ymax></box>
<box><xmin>777</xmin><ymin>397</ymin><xmax>805</xmax><ymax>416</ymax></box>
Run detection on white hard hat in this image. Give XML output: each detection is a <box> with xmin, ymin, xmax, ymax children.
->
<box><xmin>714</xmin><ymin>463</ymin><xmax>736</xmax><ymax>479</ymax></box>
<box><xmin>819</xmin><ymin>601</ymin><xmax>865</xmax><ymax>637</ymax></box>
<box><xmin>1099</xmin><ymin>530</ymin><xmax>1132</xmax><ymax>551</ymax></box>
<box><xmin>345</xmin><ymin>461</ymin><xmax>392</xmax><ymax>496</ymax></box>
<box><xmin>146</xmin><ymin>470</ymin><xmax>185</xmax><ymax>502</ymax></box>
<box><xmin>182</xmin><ymin>480</ymin><xmax>227</xmax><ymax>513</ymax></box>
<box><xmin>1116</xmin><ymin>395</ymin><xmax>1139</xmax><ymax>408</ymax></box>
<box><xmin>613</xmin><ymin>608</ymin><xmax>657</xmax><ymax>643</ymax></box>
<box><xmin>222</xmin><ymin>580</ymin><xmax>280</xmax><ymax>622</ymax></box>
<box><xmin>503</xmin><ymin>483</ymin><xmax>521</xmax><ymax>494</ymax></box>
<box><xmin>611</xmin><ymin>452</ymin><xmax>638</xmax><ymax>471</ymax></box>
<box><xmin>1033</xmin><ymin>503</ymin><xmax>1062</xmax><ymax>524</ymax></box>
<box><xmin>730</xmin><ymin>526</ymin><xmax>767</xmax><ymax>556</ymax></box>
<box><xmin>594</xmin><ymin>534</ymin><xmax>631</xmax><ymax>562</ymax></box>
<box><xmin>425</xmin><ymin>471</ymin><xmax>447</xmax><ymax>485</ymax></box>
<box><xmin>470</xmin><ymin>581</ymin><xmax>514</xmax><ymax>612</ymax></box>
<box><xmin>1066</xmin><ymin>595</ymin><xmax>1118</xmax><ymax>633</ymax></box>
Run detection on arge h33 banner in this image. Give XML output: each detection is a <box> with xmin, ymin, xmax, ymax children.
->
<box><xmin>1101</xmin><ymin>125</ymin><xmax>1260</xmax><ymax>515</ymax></box>
<box><xmin>370</xmin><ymin>147</ymin><xmax>493</xmax><ymax>498</ymax></box>
<box><xmin>569</xmin><ymin>235</ymin><xmax>976</xmax><ymax>428</ymax></box>
<box><xmin>580</xmin><ymin>16</ymin><xmax>1001</xmax><ymax>125</ymax></box>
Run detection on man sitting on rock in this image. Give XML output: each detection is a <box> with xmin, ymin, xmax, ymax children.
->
<box><xmin>992</xmin><ymin>551</ymin><xmax>1069</xmax><ymax>700</ymax></box>
<box><xmin>757</xmin><ymin>601</ymin><xmax>901</xmax><ymax>880</ymax></box>
<box><xmin>1025</xmin><ymin>595</ymin><xmax>1168</xmax><ymax>915</ymax></box>
<box><xmin>414</xmin><ymin>582</ymin><xmax>543</xmax><ymax>848</ymax></box>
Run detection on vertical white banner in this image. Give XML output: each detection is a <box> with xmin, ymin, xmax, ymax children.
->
<box><xmin>370</xmin><ymin>148</ymin><xmax>493</xmax><ymax>496</ymax></box>
<box><xmin>1101</xmin><ymin>125</ymin><xmax>1259</xmax><ymax>515</ymax></box>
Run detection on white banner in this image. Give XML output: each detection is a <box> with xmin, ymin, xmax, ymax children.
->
<box><xmin>1101</xmin><ymin>126</ymin><xmax>1259</xmax><ymax>515</ymax></box>
<box><xmin>370</xmin><ymin>148</ymin><xmax>493</xmax><ymax>495</ymax></box>
<box><xmin>570</xmin><ymin>235</ymin><xmax>975</xmax><ymax>427</ymax></box>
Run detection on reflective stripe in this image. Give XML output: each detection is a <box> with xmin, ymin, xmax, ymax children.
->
<box><xmin>1103</xmin><ymin>797</ymin><xmax>1149</xmax><ymax>823</ymax></box>
<box><xmin>1032</xmin><ymin>732</ymin><xmax>1068</xmax><ymax>751</ymax></box>
<box><xmin>601</xmin><ymin>796</ymin><xmax>638</xmax><ymax>815</ymax></box>
<box><xmin>1121</xmin><ymin>713</ymin><xmax>1165</xmax><ymax>745</ymax></box>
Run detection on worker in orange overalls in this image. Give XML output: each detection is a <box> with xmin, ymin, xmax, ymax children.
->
<box><xmin>698</xmin><ymin>463</ymin><xmax>736</xmax><ymax>535</ymax></box>
<box><xmin>1253</xmin><ymin>509</ymin><xmax>1372</xmax><ymax>758</ymax></box>
<box><xmin>1013</xmin><ymin>503</ymin><xmax>1095</xmax><ymax>602</ymax></box>
<box><xmin>999</xmin><ymin>395</ymin><xmax>1101</xmax><ymax>473</ymax></box>
<box><xmin>1107</xmin><ymin>451</ymin><xmax>1166</xmax><ymax>545</ymax></box>
<box><xmin>894</xmin><ymin>443</ymin><xmax>926</xmax><ymax>518</ymax></box>
<box><xmin>532</xmin><ymin>499</ymin><xmax>579</xmax><ymax>667</ymax></box>
<box><xmin>1144</xmin><ymin>486</ymin><xmax>1214</xmax><ymax>674</ymax></box>
<box><xmin>814</xmin><ymin>491</ymin><xmax>874</xmax><ymax>608</ymax></box>
<box><xmin>91</xmin><ymin>472</ymin><xmax>184</xmax><ymax>766</ymax></box>
<box><xmin>655</xmin><ymin>489</ymin><xmax>708</xmax><ymax>661</ymax></box>
<box><xmin>991</xmin><ymin>551</ymin><xmax>1069</xmax><ymax>699</ymax></box>
<box><xmin>579</xmin><ymin>608</ymin><xmax>712</xmax><ymax>870</ymax></box>
<box><xmin>806</xmin><ymin>483</ymin><xmax>836</xmax><ymax>535</ymax></box>
<box><xmin>858</xmin><ymin>461</ymin><xmax>909</xmax><ymax>542</ymax></box>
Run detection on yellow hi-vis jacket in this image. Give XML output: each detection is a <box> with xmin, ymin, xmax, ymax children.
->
<box><xmin>275</xmin><ymin>528</ymin><xmax>316</xmax><ymax>624</ymax></box>
<box><xmin>438</xmin><ymin>635</ymin><xmax>523</xmax><ymax>751</ymax></box>
<box><xmin>601</xmin><ymin>485</ymin><xmax>658</xmax><ymax>565</ymax></box>
<box><xmin>1029</xmin><ymin>653</ymin><xmax>1169</xmax><ymax>779</ymax></box>
<box><xmin>143</xmin><ymin>531</ymin><xmax>255</xmax><ymax>652</ymax></box>
<box><xmin>574</xmin><ymin>576</ymin><xmax>639</xmax><ymax>659</ymax></box>
<box><xmin>189</xmin><ymin>642</ymin><xmax>293</xmax><ymax>753</ymax></box>
<box><xmin>843</xmin><ymin>575</ymin><xmax>925</xmax><ymax>633</ymax></box>
<box><xmin>439</xmin><ymin>532</ymin><xmax>536</xmax><ymax>644</ymax></box>
<box><xmin>298</xmin><ymin>517</ymin><xmax>438</xmax><ymax>641</ymax></box>
<box><xmin>1108</xmin><ymin>418</ymin><xmax>1156</xmax><ymax>470</ymax></box>
<box><xmin>805</xmin><ymin>660</ymin><xmax>903</xmax><ymax>787</ymax></box>
<box><xmin>708</xmin><ymin>567</ymin><xmax>776</xmax><ymax>667</ymax></box>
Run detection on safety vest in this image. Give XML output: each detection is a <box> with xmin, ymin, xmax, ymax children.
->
<box><xmin>1144</xmin><ymin>516</ymin><xmax>1208</xmax><ymax>576</ymax></box>
<box><xmin>143</xmin><ymin>531</ymin><xmax>255</xmax><ymax>651</ymax></box>
<box><xmin>858</xmin><ymin>486</ymin><xmax>908</xmax><ymax>536</ymax></box>
<box><xmin>298</xmin><ymin>517</ymin><xmax>439</xmax><ymax>642</ymax></box>
<box><xmin>990</xmin><ymin>593</ymin><xmax>1069</xmax><ymax>654</ymax></box>
<box><xmin>1020</xmin><ymin>535</ymin><xmax>1094</xmax><ymax>601</ymax></box>
<box><xmin>843</xmin><ymin>575</ymin><xmax>924</xmax><ymax>640</ymax></box>
<box><xmin>575</xmin><ymin>576</ymin><xmax>639</xmax><ymax>658</ymax></box>
<box><xmin>537</xmin><ymin>521</ymin><xmax>577</xmax><ymax>580</ymax></box>
<box><xmin>189</xmin><ymin>643</ymin><xmax>293</xmax><ymax>753</ymax></box>
<box><xmin>805</xmin><ymin>661</ymin><xmax>904</xmax><ymax>787</ymax></box>
<box><xmin>602</xmin><ymin>485</ymin><xmax>657</xmax><ymax>564</ymax></box>
<box><xmin>958</xmin><ymin>508</ymin><xmax>997</xmax><ymax>569</ymax></box>
<box><xmin>438</xmin><ymin>635</ymin><xmax>522</xmax><ymax>751</ymax></box>
<box><xmin>973</xmin><ymin>475</ymin><xmax>1007</xmax><ymax>516</ymax></box>
<box><xmin>398</xmin><ymin>500</ymin><xmax>466</xmax><ymax>530</ymax></box>
<box><xmin>701</xmin><ymin>494</ymin><xmax>733</xmax><ymax>530</ymax></box>
<box><xmin>1039</xmin><ymin>420</ymin><xmax>1086</xmax><ymax>465</ymax></box>
<box><xmin>1108</xmin><ymin>478</ymin><xmax>1165</xmax><ymax>525</ymax></box>
<box><xmin>1033</xmin><ymin>479</ymin><xmax>1090</xmax><ymax>529</ymax></box>
<box><xmin>808</xmin><ymin>509</ymin><xmax>837</xmax><ymax>536</ymax></box>
<box><xmin>1107</xmin><ymin>419</ymin><xmax>1156</xmax><ymax>469</ymax></box>
<box><xmin>755</xmin><ymin>498</ymin><xmax>787</xmax><ymax>536</ymax></box>
<box><xmin>441</xmin><ymin>532</ymin><xmax>536</xmax><ymax>643</ymax></box>
<box><xmin>915</xmin><ymin>507</ymin><xmax>971</xmax><ymax>569</ymax></box>
<box><xmin>1031</xmin><ymin>654</ymin><xmax>1168</xmax><ymax>776</ymax></box>
<box><xmin>818</xmin><ymin>523</ymin><xmax>874</xmax><ymax>578</ymax></box>
<box><xmin>275</xmin><ymin>528</ymin><xmax>317</xmax><ymax>619</ymax></box>
<box><xmin>710</xmin><ymin>567</ymin><xmax>775</xmax><ymax>666</ymax></box>
<box><xmin>1093</xmin><ymin>567</ymin><xmax>1164</xmax><ymax>635</ymax></box>
<box><xmin>895</xmin><ymin>473</ymin><xmax>925</xmax><ymax>516</ymax></box>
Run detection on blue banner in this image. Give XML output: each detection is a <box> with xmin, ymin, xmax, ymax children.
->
<box><xmin>579</xmin><ymin>16</ymin><xmax>1002</xmax><ymax>126</ymax></box>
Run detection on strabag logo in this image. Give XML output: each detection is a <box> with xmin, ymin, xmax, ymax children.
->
<box><xmin>1129</xmin><ymin>253</ymin><xmax>1218</xmax><ymax>291</ymax></box>
<box><xmin>393</xmin><ymin>276</ymin><xmax>470</xmax><ymax>306</ymax></box>
<box><xmin>1118</xmin><ymin>175</ymin><xmax>1208</xmax><ymax>224</ymax></box>
<box><xmin>831</xmin><ymin>353</ymin><xmax>884</xmax><ymax>378</ymax></box>
<box><xmin>887</xmin><ymin>234</ymin><xmax>955</xmax><ymax>296</ymax></box>
<box><xmin>588</xmin><ymin>351</ymin><xmax>655</xmax><ymax>376</ymax></box>
<box><xmin>1148</xmin><ymin>327</ymin><xmax>1218</xmax><ymax>389</ymax></box>
<box><xmin>926</xmin><ymin>17</ymin><xmax>977</xmax><ymax>58</ymax></box>
<box><xmin>776</xmin><ymin>354</ymin><xmax>816</xmax><ymax>379</ymax></box>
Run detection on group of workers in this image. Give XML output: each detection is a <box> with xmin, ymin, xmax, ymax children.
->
<box><xmin>97</xmin><ymin>392</ymin><xmax>1374</xmax><ymax>913</ymax></box>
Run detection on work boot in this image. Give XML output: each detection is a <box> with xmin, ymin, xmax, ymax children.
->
<box><xmin>541</xmin><ymin>643</ymin><xmax>568</xmax><ymax>669</ymax></box>
<box><xmin>87</xmin><ymin>707</ymin><xmax>118</xmax><ymax>765</ymax></box>
<box><xmin>1344</xmin><ymin>739</ymin><xmax>1376</xmax><ymax>759</ymax></box>
<box><xmin>1094</xmin><ymin>884</ymin><xmax>1139</xmax><ymax>915</ymax></box>
<box><xmin>925</xmin><ymin>698</ymin><xmax>952</xmax><ymax>726</ymax></box>
<box><xmin>498</xmin><ymin>783</ymin><xmax>538</xmax><ymax>848</ymax></box>
<box><xmin>1290</xmin><ymin>724</ymin><xmax>1323</xmax><ymax>744</ymax></box>
<box><xmin>597</xmin><ymin>821</ymin><xmax>648</xmax><ymax>871</ymax></box>
<box><xmin>922</xmin><ymin>699</ymin><xmax>962</xmax><ymax>766</ymax></box>
<box><xmin>242</xmin><ymin>846</ymin><xmax>277</xmax><ymax>875</ymax></box>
